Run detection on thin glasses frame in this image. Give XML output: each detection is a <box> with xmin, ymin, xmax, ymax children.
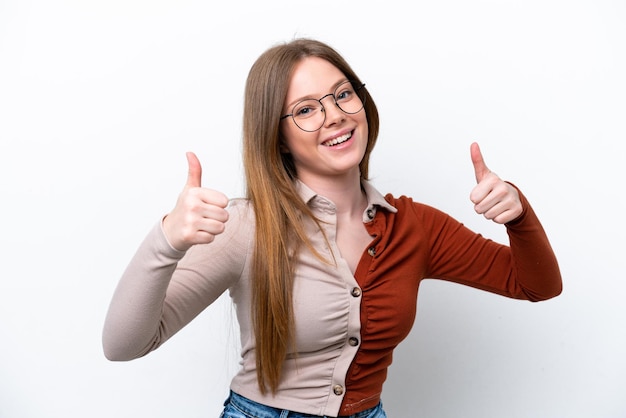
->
<box><xmin>280</xmin><ymin>80</ymin><xmax>366</xmax><ymax>132</ymax></box>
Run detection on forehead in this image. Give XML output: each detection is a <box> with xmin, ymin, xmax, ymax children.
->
<box><xmin>286</xmin><ymin>57</ymin><xmax>346</xmax><ymax>100</ymax></box>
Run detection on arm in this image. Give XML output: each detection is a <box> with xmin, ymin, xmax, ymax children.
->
<box><xmin>503</xmin><ymin>187</ymin><xmax>562</xmax><ymax>300</ymax></box>
<box><xmin>426</xmin><ymin>143</ymin><xmax>562</xmax><ymax>300</ymax></box>
<box><xmin>470</xmin><ymin>142</ymin><xmax>561</xmax><ymax>299</ymax></box>
<box><xmin>102</xmin><ymin>152</ymin><xmax>237</xmax><ymax>360</ymax></box>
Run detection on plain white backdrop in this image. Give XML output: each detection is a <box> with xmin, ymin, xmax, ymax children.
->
<box><xmin>1</xmin><ymin>0</ymin><xmax>625</xmax><ymax>417</ymax></box>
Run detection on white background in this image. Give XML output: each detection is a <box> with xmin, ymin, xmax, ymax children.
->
<box><xmin>1</xmin><ymin>0</ymin><xmax>625</xmax><ymax>417</ymax></box>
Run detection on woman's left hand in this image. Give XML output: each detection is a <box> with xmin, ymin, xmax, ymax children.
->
<box><xmin>469</xmin><ymin>142</ymin><xmax>522</xmax><ymax>224</ymax></box>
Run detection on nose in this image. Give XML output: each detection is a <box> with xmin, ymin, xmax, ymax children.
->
<box><xmin>319</xmin><ymin>94</ymin><xmax>345</xmax><ymax>126</ymax></box>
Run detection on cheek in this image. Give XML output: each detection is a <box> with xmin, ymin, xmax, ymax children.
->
<box><xmin>281</xmin><ymin>127</ymin><xmax>317</xmax><ymax>155</ymax></box>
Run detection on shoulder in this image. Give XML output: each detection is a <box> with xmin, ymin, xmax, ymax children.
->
<box><xmin>383</xmin><ymin>193</ymin><xmax>446</xmax><ymax>217</ymax></box>
<box><xmin>363</xmin><ymin>180</ymin><xmax>444</xmax><ymax>218</ymax></box>
<box><xmin>381</xmin><ymin>192</ymin><xmax>462</xmax><ymax>234</ymax></box>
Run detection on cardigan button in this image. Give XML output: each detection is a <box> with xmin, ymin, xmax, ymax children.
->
<box><xmin>366</xmin><ymin>208</ymin><xmax>375</xmax><ymax>220</ymax></box>
<box><xmin>367</xmin><ymin>247</ymin><xmax>376</xmax><ymax>257</ymax></box>
<box><xmin>351</xmin><ymin>287</ymin><xmax>361</xmax><ymax>297</ymax></box>
<box><xmin>348</xmin><ymin>337</ymin><xmax>359</xmax><ymax>347</ymax></box>
<box><xmin>333</xmin><ymin>384</ymin><xmax>344</xmax><ymax>396</ymax></box>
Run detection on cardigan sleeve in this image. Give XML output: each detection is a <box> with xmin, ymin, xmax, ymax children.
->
<box><xmin>501</xmin><ymin>185</ymin><xmax>562</xmax><ymax>300</ymax></box>
<box><xmin>421</xmin><ymin>186</ymin><xmax>562</xmax><ymax>301</ymax></box>
<box><xmin>102</xmin><ymin>199</ymin><xmax>252</xmax><ymax>361</ymax></box>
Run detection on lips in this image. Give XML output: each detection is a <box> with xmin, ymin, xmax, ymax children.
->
<box><xmin>322</xmin><ymin>131</ymin><xmax>352</xmax><ymax>147</ymax></box>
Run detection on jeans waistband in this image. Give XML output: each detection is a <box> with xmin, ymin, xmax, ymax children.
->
<box><xmin>222</xmin><ymin>390</ymin><xmax>386</xmax><ymax>418</ymax></box>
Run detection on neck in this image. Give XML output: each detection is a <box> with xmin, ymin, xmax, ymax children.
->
<box><xmin>298</xmin><ymin>170</ymin><xmax>366</xmax><ymax>217</ymax></box>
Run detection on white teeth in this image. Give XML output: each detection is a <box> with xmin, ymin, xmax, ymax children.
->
<box><xmin>324</xmin><ymin>132</ymin><xmax>352</xmax><ymax>146</ymax></box>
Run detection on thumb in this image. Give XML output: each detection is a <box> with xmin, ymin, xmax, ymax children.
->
<box><xmin>185</xmin><ymin>151</ymin><xmax>202</xmax><ymax>188</ymax></box>
<box><xmin>470</xmin><ymin>142</ymin><xmax>490</xmax><ymax>183</ymax></box>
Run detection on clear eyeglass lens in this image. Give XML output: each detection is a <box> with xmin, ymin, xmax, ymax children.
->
<box><xmin>291</xmin><ymin>81</ymin><xmax>365</xmax><ymax>132</ymax></box>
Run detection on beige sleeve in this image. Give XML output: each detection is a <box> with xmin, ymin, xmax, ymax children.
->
<box><xmin>102</xmin><ymin>199</ymin><xmax>252</xmax><ymax>361</ymax></box>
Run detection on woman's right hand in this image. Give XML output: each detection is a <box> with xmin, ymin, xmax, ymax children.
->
<box><xmin>162</xmin><ymin>152</ymin><xmax>230</xmax><ymax>251</ymax></box>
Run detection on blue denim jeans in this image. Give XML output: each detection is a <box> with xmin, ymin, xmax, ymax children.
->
<box><xmin>220</xmin><ymin>390</ymin><xmax>387</xmax><ymax>418</ymax></box>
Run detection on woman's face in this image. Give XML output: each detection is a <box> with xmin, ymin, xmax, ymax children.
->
<box><xmin>280</xmin><ymin>57</ymin><xmax>368</xmax><ymax>185</ymax></box>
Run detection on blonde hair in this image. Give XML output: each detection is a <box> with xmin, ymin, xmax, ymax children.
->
<box><xmin>242</xmin><ymin>38</ymin><xmax>379</xmax><ymax>394</ymax></box>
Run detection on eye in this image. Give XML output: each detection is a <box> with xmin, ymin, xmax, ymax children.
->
<box><xmin>335</xmin><ymin>85</ymin><xmax>355</xmax><ymax>102</ymax></box>
<box><xmin>293</xmin><ymin>100</ymin><xmax>321</xmax><ymax>118</ymax></box>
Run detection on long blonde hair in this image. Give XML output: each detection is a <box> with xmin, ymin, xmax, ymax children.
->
<box><xmin>242</xmin><ymin>38</ymin><xmax>379</xmax><ymax>394</ymax></box>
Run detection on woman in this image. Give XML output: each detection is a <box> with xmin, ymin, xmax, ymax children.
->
<box><xmin>103</xmin><ymin>38</ymin><xmax>562</xmax><ymax>418</ymax></box>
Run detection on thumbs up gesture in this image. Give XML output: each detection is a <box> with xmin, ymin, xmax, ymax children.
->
<box><xmin>162</xmin><ymin>152</ymin><xmax>230</xmax><ymax>251</ymax></box>
<box><xmin>469</xmin><ymin>142</ymin><xmax>522</xmax><ymax>224</ymax></box>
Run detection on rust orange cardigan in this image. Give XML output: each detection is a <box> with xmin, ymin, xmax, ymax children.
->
<box><xmin>340</xmin><ymin>187</ymin><xmax>562</xmax><ymax>415</ymax></box>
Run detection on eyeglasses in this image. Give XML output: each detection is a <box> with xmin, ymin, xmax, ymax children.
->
<box><xmin>280</xmin><ymin>80</ymin><xmax>366</xmax><ymax>132</ymax></box>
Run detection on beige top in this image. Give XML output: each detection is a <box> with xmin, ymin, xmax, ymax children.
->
<box><xmin>103</xmin><ymin>181</ymin><xmax>397</xmax><ymax>416</ymax></box>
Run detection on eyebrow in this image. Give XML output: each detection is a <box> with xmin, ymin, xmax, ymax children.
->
<box><xmin>284</xmin><ymin>78</ymin><xmax>349</xmax><ymax>110</ymax></box>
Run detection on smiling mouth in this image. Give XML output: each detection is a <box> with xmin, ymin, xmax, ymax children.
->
<box><xmin>323</xmin><ymin>132</ymin><xmax>352</xmax><ymax>147</ymax></box>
